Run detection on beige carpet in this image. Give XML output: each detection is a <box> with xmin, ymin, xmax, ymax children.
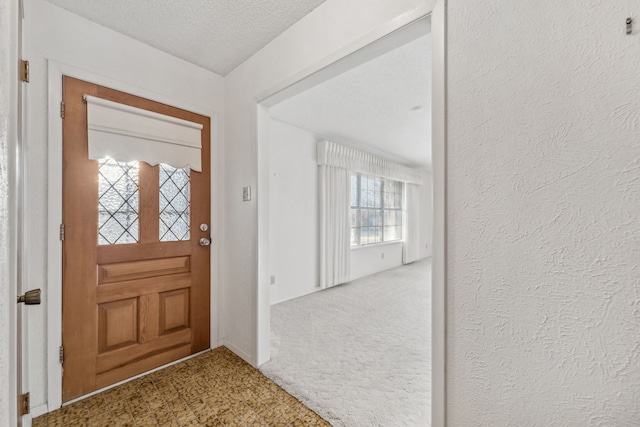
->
<box><xmin>261</xmin><ymin>259</ymin><xmax>432</xmax><ymax>426</ymax></box>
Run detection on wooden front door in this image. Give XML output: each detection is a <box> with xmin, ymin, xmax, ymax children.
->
<box><xmin>61</xmin><ymin>77</ymin><xmax>211</xmax><ymax>402</ymax></box>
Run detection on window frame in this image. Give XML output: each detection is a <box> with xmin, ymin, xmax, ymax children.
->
<box><xmin>350</xmin><ymin>173</ymin><xmax>403</xmax><ymax>247</ymax></box>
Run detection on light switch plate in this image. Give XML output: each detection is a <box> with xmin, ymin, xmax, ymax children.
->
<box><xmin>243</xmin><ymin>186</ymin><xmax>251</xmax><ymax>201</ymax></box>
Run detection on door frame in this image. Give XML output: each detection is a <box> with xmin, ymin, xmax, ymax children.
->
<box><xmin>254</xmin><ymin>1</ymin><xmax>447</xmax><ymax>425</ymax></box>
<box><xmin>7</xmin><ymin>0</ymin><xmax>23</xmax><ymax>425</ymax></box>
<box><xmin>45</xmin><ymin>61</ymin><xmax>220</xmax><ymax>411</ymax></box>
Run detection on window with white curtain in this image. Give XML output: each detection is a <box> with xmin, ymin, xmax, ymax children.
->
<box><xmin>350</xmin><ymin>173</ymin><xmax>403</xmax><ymax>246</ymax></box>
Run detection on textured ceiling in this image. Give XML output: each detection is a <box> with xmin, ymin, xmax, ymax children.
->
<box><xmin>270</xmin><ymin>34</ymin><xmax>432</xmax><ymax>168</ymax></box>
<box><xmin>43</xmin><ymin>0</ymin><xmax>327</xmax><ymax>76</ymax></box>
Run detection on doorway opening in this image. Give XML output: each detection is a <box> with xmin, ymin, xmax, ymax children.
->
<box><xmin>258</xmin><ymin>10</ymin><xmax>443</xmax><ymax>424</ymax></box>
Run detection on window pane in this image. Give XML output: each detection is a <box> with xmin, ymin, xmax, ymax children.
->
<box><xmin>362</xmin><ymin>209</ymin><xmax>381</xmax><ymax>227</ymax></box>
<box><xmin>364</xmin><ymin>189</ymin><xmax>374</xmax><ymax>208</ymax></box>
<box><xmin>361</xmin><ymin>227</ymin><xmax>372</xmax><ymax>244</ymax></box>
<box><xmin>159</xmin><ymin>164</ymin><xmax>191</xmax><ymax>241</ymax></box>
<box><xmin>98</xmin><ymin>157</ymin><xmax>139</xmax><ymax>245</ymax></box>
<box><xmin>384</xmin><ymin>191</ymin><xmax>395</xmax><ymax>208</ymax></box>
<box><xmin>350</xmin><ymin>174</ymin><xmax>404</xmax><ymax>246</ymax></box>
<box><xmin>351</xmin><ymin>227</ymin><xmax>359</xmax><ymax>246</ymax></box>
<box><xmin>383</xmin><ymin>179</ymin><xmax>401</xmax><ymax>209</ymax></box>
<box><xmin>350</xmin><ymin>175</ymin><xmax>358</xmax><ymax>208</ymax></box>
<box><xmin>373</xmin><ymin>178</ymin><xmax>382</xmax><ymax>208</ymax></box>
<box><xmin>360</xmin><ymin>209</ymin><xmax>368</xmax><ymax>227</ymax></box>
<box><xmin>360</xmin><ymin>176</ymin><xmax>377</xmax><ymax>208</ymax></box>
<box><xmin>384</xmin><ymin>225</ymin><xmax>402</xmax><ymax>241</ymax></box>
<box><xmin>384</xmin><ymin>210</ymin><xmax>402</xmax><ymax>226</ymax></box>
<box><xmin>372</xmin><ymin>210</ymin><xmax>382</xmax><ymax>227</ymax></box>
<box><xmin>372</xmin><ymin>227</ymin><xmax>382</xmax><ymax>243</ymax></box>
<box><xmin>350</xmin><ymin>208</ymin><xmax>359</xmax><ymax>228</ymax></box>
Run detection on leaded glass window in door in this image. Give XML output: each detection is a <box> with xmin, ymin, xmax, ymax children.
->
<box><xmin>159</xmin><ymin>164</ymin><xmax>191</xmax><ymax>241</ymax></box>
<box><xmin>98</xmin><ymin>157</ymin><xmax>140</xmax><ymax>245</ymax></box>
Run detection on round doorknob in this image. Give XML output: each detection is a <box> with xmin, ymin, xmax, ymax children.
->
<box><xmin>199</xmin><ymin>237</ymin><xmax>211</xmax><ymax>247</ymax></box>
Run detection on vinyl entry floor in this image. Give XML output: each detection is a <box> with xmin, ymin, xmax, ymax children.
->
<box><xmin>33</xmin><ymin>347</ymin><xmax>330</xmax><ymax>426</ymax></box>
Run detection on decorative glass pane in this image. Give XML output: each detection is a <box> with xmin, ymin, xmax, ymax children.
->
<box><xmin>159</xmin><ymin>164</ymin><xmax>190</xmax><ymax>241</ymax></box>
<box><xmin>98</xmin><ymin>157</ymin><xmax>139</xmax><ymax>245</ymax></box>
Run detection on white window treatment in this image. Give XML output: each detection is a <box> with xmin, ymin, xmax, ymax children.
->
<box><xmin>85</xmin><ymin>95</ymin><xmax>203</xmax><ymax>171</ymax></box>
<box><xmin>402</xmin><ymin>183</ymin><xmax>421</xmax><ymax>264</ymax></box>
<box><xmin>318</xmin><ymin>165</ymin><xmax>351</xmax><ymax>288</ymax></box>
<box><xmin>317</xmin><ymin>140</ymin><xmax>424</xmax><ymax>285</ymax></box>
<box><xmin>317</xmin><ymin>140</ymin><xmax>423</xmax><ymax>185</ymax></box>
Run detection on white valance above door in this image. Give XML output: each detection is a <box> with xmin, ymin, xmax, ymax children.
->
<box><xmin>85</xmin><ymin>95</ymin><xmax>203</xmax><ymax>171</ymax></box>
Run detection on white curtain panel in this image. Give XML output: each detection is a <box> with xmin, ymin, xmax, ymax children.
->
<box><xmin>403</xmin><ymin>183</ymin><xmax>421</xmax><ymax>264</ymax></box>
<box><xmin>318</xmin><ymin>164</ymin><xmax>351</xmax><ymax>288</ymax></box>
<box><xmin>85</xmin><ymin>95</ymin><xmax>203</xmax><ymax>171</ymax></box>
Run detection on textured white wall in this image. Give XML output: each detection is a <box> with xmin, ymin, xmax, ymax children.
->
<box><xmin>224</xmin><ymin>0</ymin><xmax>435</xmax><ymax>365</ymax></box>
<box><xmin>350</xmin><ymin>242</ymin><xmax>404</xmax><ymax>281</ymax></box>
<box><xmin>24</xmin><ymin>0</ymin><xmax>224</xmax><ymax>411</ymax></box>
<box><xmin>419</xmin><ymin>170</ymin><xmax>432</xmax><ymax>260</ymax></box>
<box><xmin>0</xmin><ymin>0</ymin><xmax>18</xmax><ymax>423</ymax></box>
<box><xmin>269</xmin><ymin>120</ymin><xmax>319</xmax><ymax>304</ymax></box>
<box><xmin>0</xmin><ymin>0</ymin><xmax>12</xmax><ymax>422</ymax></box>
<box><xmin>447</xmin><ymin>1</ymin><xmax>640</xmax><ymax>425</ymax></box>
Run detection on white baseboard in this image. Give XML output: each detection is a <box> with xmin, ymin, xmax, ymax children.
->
<box><xmin>30</xmin><ymin>403</ymin><xmax>49</xmax><ymax>419</ymax></box>
<box><xmin>270</xmin><ymin>285</ymin><xmax>324</xmax><ymax>306</ymax></box>
<box><xmin>222</xmin><ymin>340</ymin><xmax>255</xmax><ymax>367</ymax></box>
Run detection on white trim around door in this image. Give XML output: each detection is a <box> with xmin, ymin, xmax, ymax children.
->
<box><xmin>253</xmin><ymin>1</ymin><xmax>447</xmax><ymax>425</ymax></box>
<box><xmin>45</xmin><ymin>60</ymin><xmax>221</xmax><ymax>412</ymax></box>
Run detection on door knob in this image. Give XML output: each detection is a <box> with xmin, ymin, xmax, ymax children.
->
<box><xmin>199</xmin><ymin>237</ymin><xmax>211</xmax><ymax>247</ymax></box>
<box><xmin>17</xmin><ymin>289</ymin><xmax>41</xmax><ymax>305</ymax></box>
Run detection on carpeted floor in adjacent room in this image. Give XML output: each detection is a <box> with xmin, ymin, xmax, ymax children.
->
<box><xmin>261</xmin><ymin>258</ymin><xmax>432</xmax><ymax>427</ymax></box>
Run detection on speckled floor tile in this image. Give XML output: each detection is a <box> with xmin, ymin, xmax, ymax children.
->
<box><xmin>32</xmin><ymin>347</ymin><xmax>330</xmax><ymax>426</ymax></box>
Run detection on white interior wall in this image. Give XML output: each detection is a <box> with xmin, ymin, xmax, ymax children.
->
<box><xmin>224</xmin><ymin>0</ymin><xmax>436</xmax><ymax>366</ymax></box>
<box><xmin>350</xmin><ymin>242</ymin><xmax>404</xmax><ymax>281</ymax></box>
<box><xmin>419</xmin><ymin>170</ymin><xmax>433</xmax><ymax>259</ymax></box>
<box><xmin>447</xmin><ymin>1</ymin><xmax>640</xmax><ymax>424</ymax></box>
<box><xmin>269</xmin><ymin>120</ymin><xmax>319</xmax><ymax>305</ymax></box>
<box><xmin>0</xmin><ymin>0</ymin><xmax>19</xmax><ymax>423</ymax></box>
<box><xmin>269</xmin><ymin>119</ymin><xmax>432</xmax><ymax>302</ymax></box>
<box><xmin>23</xmin><ymin>0</ymin><xmax>224</xmax><ymax>413</ymax></box>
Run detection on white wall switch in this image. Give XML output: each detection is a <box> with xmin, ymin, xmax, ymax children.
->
<box><xmin>243</xmin><ymin>186</ymin><xmax>251</xmax><ymax>201</ymax></box>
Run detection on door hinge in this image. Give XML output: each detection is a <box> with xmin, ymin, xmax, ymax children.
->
<box><xmin>19</xmin><ymin>60</ymin><xmax>29</xmax><ymax>83</ymax></box>
<box><xmin>19</xmin><ymin>392</ymin><xmax>30</xmax><ymax>416</ymax></box>
<box><xmin>59</xmin><ymin>345</ymin><xmax>64</xmax><ymax>364</ymax></box>
<box><xmin>60</xmin><ymin>101</ymin><xmax>65</xmax><ymax>119</ymax></box>
<box><xmin>59</xmin><ymin>224</ymin><xmax>65</xmax><ymax>241</ymax></box>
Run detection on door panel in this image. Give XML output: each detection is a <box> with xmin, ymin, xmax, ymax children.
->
<box><xmin>62</xmin><ymin>76</ymin><xmax>211</xmax><ymax>402</ymax></box>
